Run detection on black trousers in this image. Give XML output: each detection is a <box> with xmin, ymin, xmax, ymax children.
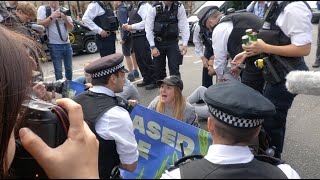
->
<box><xmin>202</xmin><ymin>48</ymin><xmax>213</xmax><ymax>88</ymax></box>
<box><xmin>154</xmin><ymin>42</ymin><xmax>182</xmax><ymax>81</ymax></box>
<box><xmin>95</xmin><ymin>33</ymin><xmax>116</xmax><ymax>57</ymax></box>
<box><xmin>132</xmin><ymin>35</ymin><xmax>155</xmax><ymax>84</ymax></box>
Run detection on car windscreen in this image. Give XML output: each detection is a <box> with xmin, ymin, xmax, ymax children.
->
<box><xmin>193</xmin><ymin>1</ymin><xmax>225</xmax><ymax>15</ymax></box>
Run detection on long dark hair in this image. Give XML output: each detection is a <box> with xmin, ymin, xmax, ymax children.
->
<box><xmin>0</xmin><ymin>24</ymin><xmax>40</xmax><ymax>178</ymax></box>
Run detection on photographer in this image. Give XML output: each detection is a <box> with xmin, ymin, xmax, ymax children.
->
<box><xmin>0</xmin><ymin>2</ymin><xmax>55</xmax><ymax>101</ymax></box>
<box><xmin>37</xmin><ymin>1</ymin><xmax>74</xmax><ymax>81</ymax></box>
<box><xmin>0</xmin><ymin>25</ymin><xmax>99</xmax><ymax>179</ymax></box>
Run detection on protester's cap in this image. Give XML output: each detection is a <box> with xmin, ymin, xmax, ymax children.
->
<box><xmin>204</xmin><ymin>81</ymin><xmax>276</xmax><ymax>128</ymax></box>
<box><xmin>85</xmin><ymin>53</ymin><xmax>129</xmax><ymax>79</ymax></box>
<box><xmin>200</xmin><ymin>6</ymin><xmax>220</xmax><ymax>27</ymax></box>
<box><xmin>157</xmin><ymin>75</ymin><xmax>183</xmax><ymax>91</ymax></box>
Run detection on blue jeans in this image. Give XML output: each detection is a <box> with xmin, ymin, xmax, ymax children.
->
<box><xmin>263</xmin><ymin>60</ymin><xmax>308</xmax><ymax>159</ymax></box>
<box><xmin>48</xmin><ymin>43</ymin><xmax>73</xmax><ymax>80</ymax></box>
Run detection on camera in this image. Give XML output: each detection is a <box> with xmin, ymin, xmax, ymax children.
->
<box><xmin>43</xmin><ymin>79</ymin><xmax>66</xmax><ymax>94</ymax></box>
<box><xmin>10</xmin><ymin>99</ymin><xmax>69</xmax><ymax>178</ymax></box>
<box><xmin>60</xmin><ymin>8</ymin><xmax>71</xmax><ymax>16</ymax></box>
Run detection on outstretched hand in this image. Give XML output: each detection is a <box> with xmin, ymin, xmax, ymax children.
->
<box><xmin>231</xmin><ymin>51</ymin><xmax>248</xmax><ymax>65</ymax></box>
<box><xmin>19</xmin><ymin>98</ymin><xmax>99</xmax><ymax>179</ymax></box>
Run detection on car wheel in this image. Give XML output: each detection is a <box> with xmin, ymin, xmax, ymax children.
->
<box><xmin>85</xmin><ymin>39</ymin><xmax>98</xmax><ymax>54</ymax></box>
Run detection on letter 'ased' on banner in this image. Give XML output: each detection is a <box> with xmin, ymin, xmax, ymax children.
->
<box><xmin>121</xmin><ymin>105</ymin><xmax>212</xmax><ymax>179</ymax></box>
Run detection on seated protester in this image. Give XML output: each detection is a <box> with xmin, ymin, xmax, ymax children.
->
<box><xmin>187</xmin><ymin>59</ymin><xmax>238</xmax><ymax>120</ymax></box>
<box><xmin>74</xmin><ymin>63</ymin><xmax>93</xmax><ymax>88</ymax></box>
<box><xmin>74</xmin><ymin>63</ymin><xmax>140</xmax><ymax>101</ymax></box>
<box><xmin>116</xmin><ymin>79</ymin><xmax>140</xmax><ymax>102</ymax></box>
<box><xmin>161</xmin><ymin>81</ymin><xmax>300</xmax><ymax>179</ymax></box>
<box><xmin>148</xmin><ymin>75</ymin><xmax>199</xmax><ymax>127</ymax></box>
<box><xmin>186</xmin><ymin>86</ymin><xmax>209</xmax><ymax>120</ymax></box>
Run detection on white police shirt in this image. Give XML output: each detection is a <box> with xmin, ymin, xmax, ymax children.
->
<box><xmin>145</xmin><ymin>1</ymin><xmax>190</xmax><ymax>47</ymax></box>
<box><xmin>160</xmin><ymin>145</ymin><xmax>300</xmax><ymax>179</ymax></box>
<box><xmin>90</xmin><ymin>86</ymin><xmax>139</xmax><ymax>165</ymax></box>
<box><xmin>275</xmin><ymin>1</ymin><xmax>312</xmax><ymax>46</ymax></box>
<box><xmin>211</xmin><ymin>1</ymin><xmax>312</xmax><ymax>80</ymax></box>
<box><xmin>193</xmin><ymin>23</ymin><xmax>205</xmax><ymax>57</ymax></box>
<box><xmin>211</xmin><ymin>17</ymin><xmax>233</xmax><ymax>80</ymax></box>
<box><xmin>37</xmin><ymin>5</ymin><xmax>72</xmax><ymax>44</ymax></box>
<box><xmin>82</xmin><ymin>2</ymin><xmax>110</xmax><ymax>35</ymax></box>
<box><xmin>129</xmin><ymin>3</ymin><xmax>152</xmax><ymax>31</ymax></box>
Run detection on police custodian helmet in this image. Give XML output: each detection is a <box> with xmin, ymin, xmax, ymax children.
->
<box><xmin>204</xmin><ymin>81</ymin><xmax>276</xmax><ymax>128</ymax></box>
<box><xmin>85</xmin><ymin>53</ymin><xmax>129</xmax><ymax>79</ymax></box>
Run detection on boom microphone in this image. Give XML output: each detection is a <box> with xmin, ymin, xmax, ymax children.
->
<box><xmin>285</xmin><ymin>70</ymin><xmax>320</xmax><ymax>96</ymax></box>
<box><xmin>26</xmin><ymin>23</ymin><xmax>45</xmax><ymax>32</ymax></box>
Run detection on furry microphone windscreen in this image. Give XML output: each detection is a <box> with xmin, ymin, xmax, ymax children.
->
<box><xmin>286</xmin><ymin>70</ymin><xmax>320</xmax><ymax>96</ymax></box>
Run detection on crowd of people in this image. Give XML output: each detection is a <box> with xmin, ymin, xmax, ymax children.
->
<box><xmin>0</xmin><ymin>0</ymin><xmax>317</xmax><ymax>179</ymax></box>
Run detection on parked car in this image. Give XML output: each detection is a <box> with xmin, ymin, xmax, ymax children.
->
<box><xmin>69</xmin><ymin>20</ymin><xmax>98</xmax><ymax>54</ymax></box>
<box><xmin>307</xmin><ymin>1</ymin><xmax>320</xmax><ymax>24</ymax></box>
<box><xmin>188</xmin><ymin>1</ymin><xmax>251</xmax><ymax>43</ymax></box>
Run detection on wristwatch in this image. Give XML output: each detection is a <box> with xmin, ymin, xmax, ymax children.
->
<box><xmin>49</xmin><ymin>16</ymin><xmax>53</xmax><ymax>21</ymax></box>
<box><xmin>150</xmin><ymin>46</ymin><xmax>156</xmax><ymax>50</ymax></box>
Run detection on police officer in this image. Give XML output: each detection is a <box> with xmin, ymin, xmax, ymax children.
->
<box><xmin>73</xmin><ymin>53</ymin><xmax>139</xmax><ymax>179</ymax></box>
<box><xmin>145</xmin><ymin>1</ymin><xmax>190</xmax><ymax>90</ymax></box>
<box><xmin>241</xmin><ymin>1</ymin><xmax>312</xmax><ymax>159</ymax></box>
<box><xmin>161</xmin><ymin>81</ymin><xmax>300</xmax><ymax>179</ymax></box>
<box><xmin>82</xmin><ymin>1</ymin><xmax>119</xmax><ymax>57</ymax></box>
<box><xmin>204</xmin><ymin>8</ymin><xmax>265</xmax><ymax>93</ymax></box>
<box><xmin>122</xmin><ymin>1</ymin><xmax>157</xmax><ymax>89</ymax></box>
<box><xmin>192</xmin><ymin>6</ymin><xmax>218</xmax><ymax>88</ymax></box>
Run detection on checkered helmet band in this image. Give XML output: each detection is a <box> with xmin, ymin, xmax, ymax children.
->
<box><xmin>208</xmin><ymin>105</ymin><xmax>264</xmax><ymax>128</ymax></box>
<box><xmin>91</xmin><ymin>63</ymin><xmax>124</xmax><ymax>78</ymax></box>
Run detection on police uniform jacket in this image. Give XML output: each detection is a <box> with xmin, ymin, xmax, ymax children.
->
<box><xmin>127</xmin><ymin>1</ymin><xmax>151</xmax><ymax>32</ymax></box>
<box><xmin>145</xmin><ymin>1</ymin><xmax>189</xmax><ymax>47</ymax></box>
<box><xmin>211</xmin><ymin>12</ymin><xmax>262</xmax><ymax>80</ymax></box>
<box><xmin>82</xmin><ymin>1</ymin><xmax>116</xmax><ymax>35</ymax></box>
<box><xmin>161</xmin><ymin>145</ymin><xmax>300</xmax><ymax>179</ymax></box>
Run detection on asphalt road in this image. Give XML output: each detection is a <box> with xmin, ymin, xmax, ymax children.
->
<box><xmin>41</xmin><ymin>24</ymin><xmax>320</xmax><ymax>178</ymax></box>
